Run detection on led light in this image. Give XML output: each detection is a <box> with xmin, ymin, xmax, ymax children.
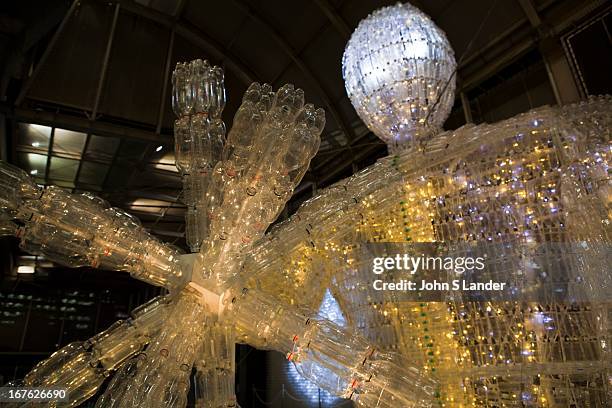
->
<box><xmin>32</xmin><ymin>142</ymin><xmax>40</xmax><ymax>147</ymax></box>
<box><xmin>342</xmin><ymin>3</ymin><xmax>456</xmax><ymax>150</ymax></box>
<box><xmin>30</xmin><ymin>169</ymin><xmax>38</xmax><ymax>175</ymax></box>
<box><xmin>156</xmin><ymin>145</ymin><xmax>163</xmax><ymax>152</ymax></box>
<box><xmin>17</xmin><ymin>265</ymin><xmax>35</xmax><ymax>274</ymax></box>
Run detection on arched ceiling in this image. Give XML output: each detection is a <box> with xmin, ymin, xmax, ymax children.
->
<box><xmin>0</xmin><ymin>0</ymin><xmax>605</xmax><ymax>244</ymax></box>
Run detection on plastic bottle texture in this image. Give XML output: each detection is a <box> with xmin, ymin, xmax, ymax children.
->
<box><xmin>96</xmin><ymin>288</ymin><xmax>207</xmax><ymax>408</ymax></box>
<box><xmin>0</xmin><ymin>173</ymin><xmax>186</xmax><ymax>289</ymax></box>
<box><xmin>197</xmin><ymin>82</ymin><xmax>323</xmax><ymax>289</ymax></box>
<box><xmin>172</xmin><ymin>60</ymin><xmax>226</xmax><ymax>252</ymax></box>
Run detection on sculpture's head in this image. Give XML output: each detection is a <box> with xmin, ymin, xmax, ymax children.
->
<box><xmin>343</xmin><ymin>2</ymin><xmax>456</xmax><ymax>152</ymax></box>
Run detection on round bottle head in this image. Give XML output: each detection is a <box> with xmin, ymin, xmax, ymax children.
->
<box><xmin>342</xmin><ymin>2</ymin><xmax>456</xmax><ymax>151</ymax></box>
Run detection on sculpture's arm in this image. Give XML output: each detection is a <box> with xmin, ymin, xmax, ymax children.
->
<box><xmin>172</xmin><ymin>60</ymin><xmax>226</xmax><ymax>252</ymax></box>
<box><xmin>241</xmin><ymin>98</ymin><xmax>612</xmax><ymax>307</ymax></box>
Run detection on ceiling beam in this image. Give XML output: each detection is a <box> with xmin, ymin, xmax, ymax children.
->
<box><xmin>156</xmin><ymin>30</ymin><xmax>175</xmax><ymax>134</ymax></box>
<box><xmin>16</xmin><ymin>0</ymin><xmax>80</xmax><ymax>106</ymax></box>
<box><xmin>43</xmin><ymin>127</ymin><xmax>55</xmax><ymax>185</ymax></box>
<box><xmin>3</xmin><ymin>104</ymin><xmax>170</xmax><ymax>143</ymax></box>
<box><xmin>101</xmin><ymin>137</ymin><xmax>124</xmax><ymax>191</ymax></box>
<box><xmin>173</xmin><ymin>0</ymin><xmax>188</xmax><ymax>19</ymax></box>
<box><xmin>75</xmin><ymin>2</ymin><xmax>121</xmax><ymax>189</ymax></box>
<box><xmin>92</xmin><ymin>2</ymin><xmax>121</xmax><ymax>120</ymax></box>
<box><xmin>114</xmin><ymin>0</ymin><xmax>258</xmax><ymax>86</ymax></box>
<box><xmin>312</xmin><ymin>0</ymin><xmax>351</xmax><ymax>40</ymax></box>
<box><xmin>460</xmin><ymin>91</ymin><xmax>473</xmax><ymax>123</ymax></box>
<box><xmin>517</xmin><ymin>0</ymin><xmax>542</xmax><ymax>27</ymax></box>
<box><xmin>230</xmin><ymin>0</ymin><xmax>358</xmax><ymax>146</ymax></box>
<box><xmin>156</xmin><ymin>0</ymin><xmax>184</xmax><ymax>135</ymax></box>
<box><xmin>313</xmin><ymin>117</ymin><xmax>374</xmax><ymax>171</ymax></box>
<box><xmin>146</xmin><ymin>228</ymin><xmax>184</xmax><ymax>238</ymax></box>
<box><xmin>133</xmin><ymin>0</ymin><xmax>186</xmax><ymax>205</ymax></box>
<box><xmin>317</xmin><ymin>142</ymin><xmax>385</xmax><ymax>186</ymax></box>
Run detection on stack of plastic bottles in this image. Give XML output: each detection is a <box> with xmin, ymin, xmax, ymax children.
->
<box><xmin>172</xmin><ymin>59</ymin><xmax>226</xmax><ymax>253</ymax></box>
<box><xmin>97</xmin><ymin>288</ymin><xmax>207</xmax><ymax>408</ymax></box>
<box><xmin>0</xmin><ymin>167</ymin><xmax>185</xmax><ymax>289</ymax></box>
<box><xmin>194</xmin><ymin>323</ymin><xmax>237</xmax><ymax>408</ymax></box>
<box><xmin>197</xmin><ymin>81</ymin><xmax>323</xmax><ymax>288</ymax></box>
<box><xmin>225</xmin><ymin>284</ymin><xmax>437</xmax><ymax>407</ymax></box>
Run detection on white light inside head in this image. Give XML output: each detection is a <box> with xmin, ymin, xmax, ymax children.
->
<box><xmin>32</xmin><ymin>142</ymin><xmax>40</xmax><ymax>147</ymax></box>
<box><xmin>17</xmin><ymin>265</ymin><xmax>35</xmax><ymax>274</ymax></box>
<box><xmin>156</xmin><ymin>145</ymin><xmax>163</xmax><ymax>152</ymax></box>
<box><xmin>342</xmin><ymin>3</ymin><xmax>456</xmax><ymax>150</ymax></box>
<box><xmin>30</xmin><ymin>169</ymin><xmax>38</xmax><ymax>175</ymax></box>
<box><xmin>287</xmin><ymin>289</ymin><xmax>346</xmax><ymax>404</ymax></box>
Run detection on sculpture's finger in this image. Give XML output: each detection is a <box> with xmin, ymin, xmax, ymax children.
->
<box><xmin>170</xmin><ymin>62</ymin><xmax>193</xmax><ymax>116</ymax></box>
<box><xmin>272</xmin><ymin>83</ymin><xmax>294</xmax><ymax>110</ymax></box>
<box><xmin>225</xmin><ymin>285</ymin><xmax>436</xmax><ymax>406</ymax></box>
<box><xmin>242</xmin><ymin>82</ymin><xmax>261</xmax><ymax>104</ymax></box>
<box><xmin>282</xmin><ymin>104</ymin><xmax>324</xmax><ymax>175</ymax></box>
<box><xmin>210</xmin><ymin>66</ymin><xmax>226</xmax><ymax>118</ymax></box>
<box><xmin>13</xmin><ymin>296</ymin><xmax>169</xmax><ymax>407</ymax></box>
<box><xmin>224</xmin><ymin>83</ymin><xmax>266</xmax><ymax>170</ymax></box>
<box><xmin>98</xmin><ymin>288</ymin><xmax>207</xmax><ymax>408</ymax></box>
<box><xmin>0</xmin><ymin>160</ymin><xmax>41</xmax><ymax>214</ymax></box>
<box><xmin>191</xmin><ymin>59</ymin><xmax>212</xmax><ymax>114</ymax></box>
<box><xmin>269</xmin><ymin>84</ymin><xmax>307</xmax><ymax>125</ymax></box>
<box><xmin>194</xmin><ymin>323</ymin><xmax>238</xmax><ymax>407</ymax></box>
